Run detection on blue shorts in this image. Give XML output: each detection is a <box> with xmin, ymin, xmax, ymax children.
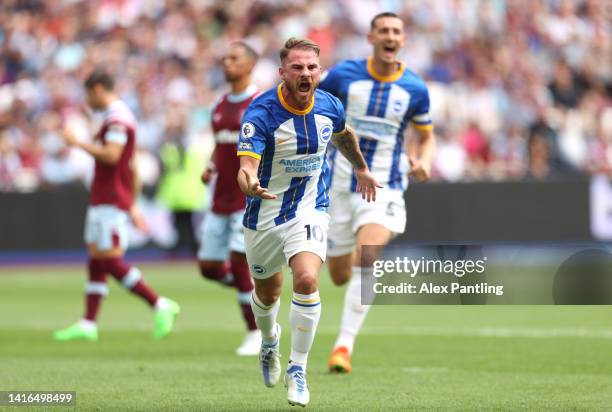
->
<box><xmin>198</xmin><ymin>210</ymin><xmax>245</xmax><ymax>261</ymax></box>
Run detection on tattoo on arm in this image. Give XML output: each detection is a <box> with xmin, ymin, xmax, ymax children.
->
<box><xmin>331</xmin><ymin>127</ymin><xmax>367</xmax><ymax>170</ymax></box>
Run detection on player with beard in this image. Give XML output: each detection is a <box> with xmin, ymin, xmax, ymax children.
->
<box><xmin>237</xmin><ymin>37</ymin><xmax>381</xmax><ymax>406</ymax></box>
<box><xmin>197</xmin><ymin>41</ymin><xmax>261</xmax><ymax>355</ymax></box>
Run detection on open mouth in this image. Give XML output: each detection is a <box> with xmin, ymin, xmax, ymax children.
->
<box><xmin>298</xmin><ymin>81</ymin><xmax>311</xmax><ymax>93</ymax></box>
<box><xmin>383</xmin><ymin>45</ymin><xmax>397</xmax><ymax>54</ymax></box>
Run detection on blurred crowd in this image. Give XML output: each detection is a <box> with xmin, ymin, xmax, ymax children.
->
<box><xmin>0</xmin><ymin>0</ymin><xmax>610</xmax><ymax>192</ymax></box>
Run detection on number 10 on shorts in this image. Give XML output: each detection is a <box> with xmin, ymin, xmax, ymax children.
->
<box><xmin>304</xmin><ymin>224</ymin><xmax>324</xmax><ymax>242</ymax></box>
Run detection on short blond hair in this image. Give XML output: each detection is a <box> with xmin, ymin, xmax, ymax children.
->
<box><xmin>280</xmin><ymin>37</ymin><xmax>320</xmax><ymax>62</ymax></box>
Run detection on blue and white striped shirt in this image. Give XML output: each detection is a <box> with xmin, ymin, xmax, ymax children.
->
<box><xmin>319</xmin><ymin>58</ymin><xmax>433</xmax><ymax>192</ymax></box>
<box><xmin>237</xmin><ymin>84</ymin><xmax>346</xmax><ymax>230</ymax></box>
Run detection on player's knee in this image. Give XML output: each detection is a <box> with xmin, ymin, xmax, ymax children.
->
<box><xmin>330</xmin><ymin>268</ymin><xmax>351</xmax><ymax>286</ymax></box>
<box><xmin>229</xmin><ymin>253</ymin><xmax>253</xmax><ymax>292</ymax></box>
<box><xmin>198</xmin><ymin>261</ymin><xmax>225</xmax><ymax>280</ymax></box>
<box><xmin>355</xmin><ymin>245</ymin><xmax>382</xmax><ymax>268</ymax></box>
<box><xmin>328</xmin><ymin>256</ymin><xmax>352</xmax><ymax>286</ymax></box>
<box><xmin>293</xmin><ymin>270</ymin><xmax>318</xmax><ymax>294</ymax></box>
<box><xmin>254</xmin><ymin>285</ymin><xmax>280</xmax><ymax>306</ymax></box>
<box><xmin>360</xmin><ymin>250</ymin><xmax>378</xmax><ymax>268</ymax></box>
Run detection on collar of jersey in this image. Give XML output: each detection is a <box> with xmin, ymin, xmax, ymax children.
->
<box><xmin>277</xmin><ymin>83</ymin><xmax>314</xmax><ymax>115</ymax></box>
<box><xmin>227</xmin><ymin>84</ymin><xmax>258</xmax><ymax>103</ymax></box>
<box><xmin>367</xmin><ymin>57</ymin><xmax>405</xmax><ymax>82</ymax></box>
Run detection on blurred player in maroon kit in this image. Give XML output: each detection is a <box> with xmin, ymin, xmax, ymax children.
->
<box><xmin>198</xmin><ymin>41</ymin><xmax>261</xmax><ymax>355</ymax></box>
<box><xmin>54</xmin><ymin>70</ymin><xmax>180</xmax><ymax>342</ymax></box>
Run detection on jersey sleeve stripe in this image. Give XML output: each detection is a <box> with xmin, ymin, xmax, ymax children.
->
<box><xmin>237</xmin><ymin>151</ymin><xmax>262</xmax><ymax>160</ymax></box>
<box><xmin>412</xmin><ymin>113</ymin><xmax>431</xmax><ymax>122</ymax></box>
<box><xmin>410</xmin><ymin>122</ymin><xmax>434</xmax><ymax>131</ymax></box>
<box><xmin>105</xmin><ymin>129</ymin><xmax>128</xmax><ymax>145</ymax></box>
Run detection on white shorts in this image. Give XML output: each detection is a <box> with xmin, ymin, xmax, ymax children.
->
<box><xmin>244</xmin><ymin>210</ymin><xmax>330</xmax><ymax>279</ymax></box>
<box><xmin>198</xmin><ymin>210</ymin><xmax>245</xmax><ymax>261</ymax></box>
<box><xmin>327</xmin><ymin>189</ymin><xmax>406</xmax><ymax>257</ymax></box>
<box><xmin>84</xmin><ymin>205</ymin><xmax>130</xmax><ymax>251</ymax></box>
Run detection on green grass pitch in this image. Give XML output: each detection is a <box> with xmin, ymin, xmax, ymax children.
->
<box><xmin>0</xmin><ymin>262</ymin><xmax>611</xmax><ymax>411</ymax></box>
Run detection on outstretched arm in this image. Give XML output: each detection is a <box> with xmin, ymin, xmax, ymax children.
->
<box><xmin>237</xmin><ymin>155</ymin><xmax>277</xmax><ymax>200</ymax></box>
<box><xmin>331</xmin><ymin>126</ymin><xmax>382</xmax><ymax>202</ymax></box>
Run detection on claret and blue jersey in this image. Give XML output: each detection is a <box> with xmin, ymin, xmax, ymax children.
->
<box><xmin>319</xmin><ymin>57</ymin><xmax>433</xmax><ymax>192</ymax></box>
<box><xmin>237</xmin><ymin>84</ymin><xmax>346</xmax><ymax>231</ymax></box>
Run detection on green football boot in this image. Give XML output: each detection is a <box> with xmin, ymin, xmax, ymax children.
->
<box><xmin>153</xmin><ymin>298</ymin><xmax>180</xmax><ymax>340</ymax></box>
<box><xmin>53</xmin><ymin>322</ymin><xmax>98</xmax><ymax>341</ymax></box>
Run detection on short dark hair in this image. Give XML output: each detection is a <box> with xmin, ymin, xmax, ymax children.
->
<box><xmin>370</xmin><ymin>12</ymin><xmax>401</xmax><ymax>30</ymax></box>
<box><xmin>279</xmin><ymin>37</ymin><xmax>320</xmax><ymax>62</ymax></box>
<box><xmin>233</xmin><ymin>41</ymin><xmax>259</xmax><ymax>62</ymax></box>
<box><xmin>84</xmin><ymin>69</ymin><xmax>114</xmax><ymax>90</ymax></box>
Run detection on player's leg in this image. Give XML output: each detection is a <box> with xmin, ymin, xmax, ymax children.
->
<box><xmin>97</xmin><ymin>207</ymin><xmax>179</xmax><ymax>339</ymax></box>
<box><xmin>327</xmin><ymin>190</ymin><xmax>355</xmax><ymax>286</ymax></box>
<box><xmin>198</xmin><ymin>261</ymin><xmax>233</xmax><ymax>285</ymax></box>
<box><xmin>288</xmin><ymin>251</ymin><xmax>322</xmax><ymax>363</ymax></box>
<box><xmin>55</xmin><ymin>207</ymin><xmax>108</xmax><ymax>341</ymax></box>
<box><xmin>229</xmin><ymin>212</ymin><xmax>260</xmax><ymax>355</ymax></box>
<box><xmin>284</xmin><ymin>251</ymin><xmax>322</xmax><ymax>407</ymax></box>
<box><xmin>326</xmin><ymin>191</ymin><xmax>359</xmax><ymax>370</ymax></box>
<box><xmin>98</xmin><ymin>250</ymin><xmax>180</xmax><ymax>340</ymax></box>
<box><xmin>330</xmin><ymin>191</ymin><xmax>405</xmax><ymax>373</ymax></box>
<box><xmin>329</xmin><ymin>224</ymin><xmax>392</xmax><ymax>372</ymax></box>
<box><xmin>197</xmin><ymin>211</ymin><xmax>234</xmax><ymax>286</ymax></box>
<box><xmin>328</xmin><ymin>254</ymin><xmax>352</xmax><ymax>285</ymax></box>
<box><xmin>229</xmin><ymin>211</ymin><xmax>261</xmax><ymax>355</ymax></box>
<box><xmin>53</xmin><ymin>256</ymin><xmax>108</xmax><ymax>341</ymax></box>
<box><xmin>231</xmin><ymin>251</ymin><xmax>257</xmax><ymax>331</ymax></box>
<box><xmin>199</xmin><ymin>210</ymin><xmax>259</xmax><ymax>354</ymax></box>
<box><xmin>251</xmin><ymin>271</ymin><xmax>283</xmax><ymax>387</ymax></box>
<box><xmin>251</xmin><ymin>272</ymin><xmax>283</xmax><ymax>342</ymax></box>
<box><xmin>282</xmin><ymin>212</ymin><xmax>328</xmax><ymax>406</ymax></box>
<box><xmin>244</xmin><ymin>226</ymin><xmax>284</xmax><ymax>387</ymax></box>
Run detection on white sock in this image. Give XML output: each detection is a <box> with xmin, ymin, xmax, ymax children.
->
<box><xmin>289</xmin><ymin>290</ymin><xmax>321</xmax><ymax>368</ymax></box>
<box><xmin>250</xmin><ymin>292</ymin><xmax>280</xmax><ymax>345</ymax></box>
<box><xmin>334</xmin><ymin>266</ymin><xmax>372</xmax><ymax>354</ymax></box>
<box><xmin>154</xmin><ymin>296</ymin><xmax>170</xmax><ymax>311</ymax></box>
<box><xmin>79</xmin><ymin>319</ymin><xmax>97</xmax><ymax>331</ymax></box>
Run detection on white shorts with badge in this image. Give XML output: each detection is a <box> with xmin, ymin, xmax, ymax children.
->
<box><xmin>327</xmin><ymin>188</ymin><xmax>406</xmax><ymax>257</ymax></box>
<box><xmin>244</xmin><ymin>210</ymin><xmax>330</xmax><ymax>279</ymax></box>
<box><xmin>84</xmin><ymin>205</ymin><xmax>130</xmax><ymax>251</ymax></box>
<box><xmin>198</xmin><ymin>209</ymin><xmax>246</xmax><ymax>261</ymax></box>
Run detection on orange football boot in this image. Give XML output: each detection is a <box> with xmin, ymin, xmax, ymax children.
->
<box><xmin>328</xmin><ymin>346</ymin><xmax>352</xmax><ymax>373</ymax></box>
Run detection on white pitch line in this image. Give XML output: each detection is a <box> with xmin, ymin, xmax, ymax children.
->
<box><xmin>2</xmin><ymin>321</ymin><xmax>612</xmax><ymax>339</ymax></box>
<box><xmin>402</xmin><ymin>367</ymin><xmax>449</xmax><ymax>373</ymax></box>
<box><xmin>353</xmin><ymin>326</ymin><xmax>612</xmax><ymax>339</ymax></box>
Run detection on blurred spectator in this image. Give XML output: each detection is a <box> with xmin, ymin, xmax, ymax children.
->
<box><xmin>461</xmin><ymin>122</ymin><xmax>490</xmax><ymax>180</ymax></box>
<box><xmin>0</xmin><ymin>0</ymin><xmax>609</xmax><ymax>191</ymax></box>
<box><xmin>525</xmin><ymin>133</ymin><xmax>556</xmax><ymax>181</ymax></box>
<box><xmin>549</xmin><ymin>60</ymin><xmax>586</xmax><ymax>109</ymax></box>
